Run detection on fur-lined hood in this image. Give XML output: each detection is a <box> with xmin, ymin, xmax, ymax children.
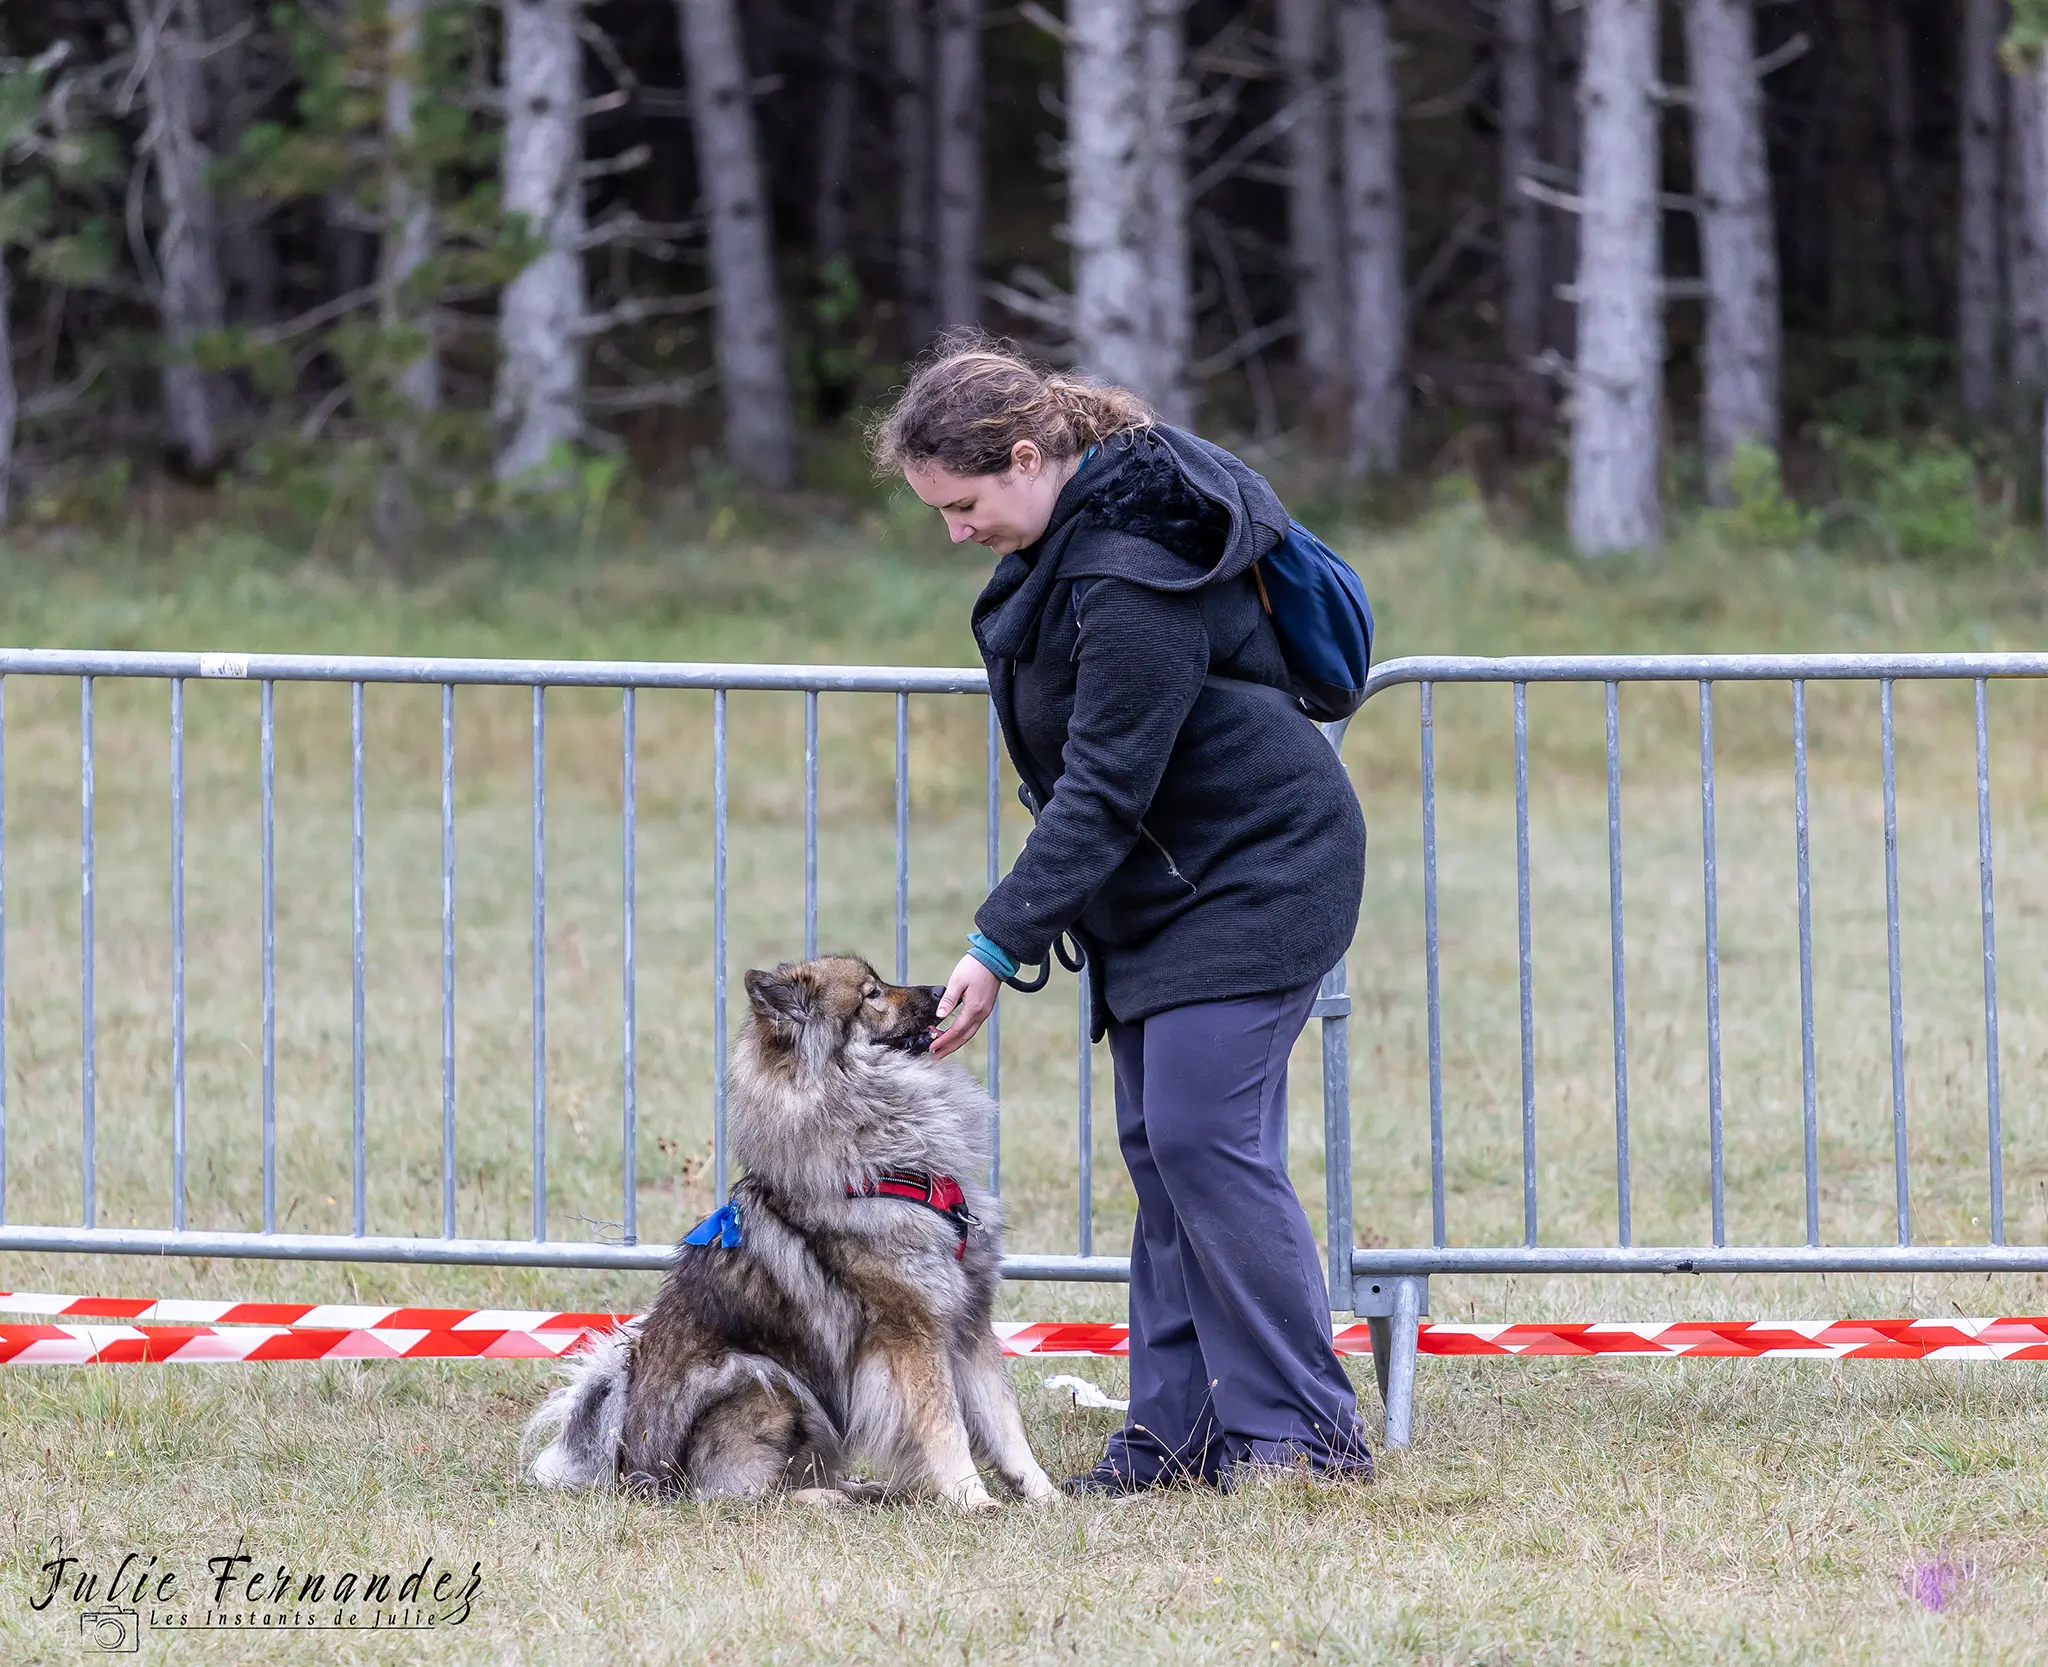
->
<box><xmin>973</xmin><ymin>424</ymin><xmax>1289</xmax><ymax>662</ymax></box>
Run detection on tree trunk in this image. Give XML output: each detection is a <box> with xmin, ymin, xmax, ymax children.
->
<box><xmin>2030</xmin><ymin>56</ymin><xmax>2048</xmax><ymax>521</ymax></box>
<box><xmin>2008</xmin><ymin>61</ymin><xmax>2045</xmax><ymax>391</ymax></box>
<box><xmin>677</xmin><ymin>0</ymin><xmax>797</xmax><ymax>487</ymax></box>
<box><xmin>383</xmin><ymin>0</ymin><xmax>439</xmax><ymax>417</ymax></box>
<box><xmin>889</xmin><ymin>0</ymin><xmax>934</xmax><ymax>347</ymax></box>
<box><xmin>814</xmin><ymin>0</ymin><xmax>858</xmax><ymax>269</ymax></box>
<box><xmin>1141</xmin><ymin>0</ymin><xmax>1194</xmax><ymax>426</ymax></box>
<box><xmin>1764</xmin><ymin>0</ymin><xmax>1834</xmax><ymax>327</ymax></box>
<box><xmin>133</xmin><ymin>0</ymin><xmax>230</xmax><ymax>474</ymax></box>
<box><xmin>495</xmin><ymin>0</ymin><xmax>586</xmax><ymax>481</ymax></box>
<box><xmin>1277</xmin><ymin>0</ymin><xmax>1345</xmax><ymax>428</ymax></box>
<box><xmin>1066</xmin><ymin>0</ymin><xmax>1151</xmax><ymax>393</ymax></box>
<box><xmin>1499</xmin><ymin>0</ymin><xmax>1548</xmax><ymax>455</ymax></box>
<box><xmin>1958</xmin><ymin>0</ymin><xmax>2006</xmax><ymax>419</ymax></box>
<box><xmin>1569</xmin><ymin>0</ymin><xmax>1662</xmax><ymax>553</ymax></box>
<box><xmin>933</xmin><ymin>0</ymin><xmax>982</xmax><ymax>331</ymax></box>
<box><xmin>1878</xmin><ymin>3</ymin><xmax>1933</xmax><ymax>319</ymax></box>
<box><xmin>0</xmin><ymin>256</ymin><xmax>14</xmax><ymax>524</ymax></box>
<box><xmin>1336</xmin><ymin>0</ymin><xmax>1403</xmax><ymax>475</ymax></box>
<box><xmin>1544</xmin><ymin>3</ymin><xmax>1583</xmax><ymax>380</ymax></box>
<box><xmin>205</xmin><ymin>0</ymin><xmax>280</xmax><ymax>323</ymax></box>
<box><xmin>1685</xmin><ymin>0</ymin><xmax>1780</xmax><ymax>502</ymax></box>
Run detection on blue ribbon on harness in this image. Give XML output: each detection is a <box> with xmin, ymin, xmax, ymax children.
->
<box><xmin>681</xmin><ymin>1201</ymin><xmax>742</xmax><ymax>1248</ymax></box>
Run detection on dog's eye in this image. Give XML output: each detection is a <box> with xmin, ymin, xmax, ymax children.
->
<box><xmin>863</xmin><ymin>986</ymin><xmax>881</xmax><ymax>1002</ymax></box>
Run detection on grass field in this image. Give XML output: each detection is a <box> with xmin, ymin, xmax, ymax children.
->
<box><xmin>2</xmin><ymin>504</ymin><xmax>2047</xmax><ymax>1662</ymax></box>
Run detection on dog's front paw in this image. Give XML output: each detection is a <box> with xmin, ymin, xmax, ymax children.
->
<box><xmin>941</xmin><ymin>1478</ymin><xmax>1001</xmax><ymax>1513</ymax></box>
<box><xmin>1017</xmin><ymin>1472</ymin><xmax>1058</xmax><ymax>1504</ymax></box>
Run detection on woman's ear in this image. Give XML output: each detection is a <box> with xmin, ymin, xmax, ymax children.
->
<box><xmin>1010</xmin><ymin>438</ymin><xmax>1043</xmax><ymax>478</ymax></box>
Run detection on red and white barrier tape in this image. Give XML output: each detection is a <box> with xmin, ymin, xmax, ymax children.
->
<box><xmin>2</xmin><ymin>1294</ymin><xmax>2046</xmax><ymax>1365</ymax></box>
<box><xmin>0</xmin><ymin>1291</ymin><xmax>630</xmax><ymax>1331</ymax></box>
<box><xmin>0</xmin><ymin>1324</ymin><xmax>595</xmax><ymax>1365</ymax></box>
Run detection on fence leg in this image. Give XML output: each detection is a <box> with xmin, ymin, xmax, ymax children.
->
<box><xmin>1354</xmin><ymin>1273</ymin><xmax>1427</xmax><ymax>1450</ymax></box>
<box><xmin>1382</xmin><ymin>1276</ymin><xmax>1424</xmax><ymax>1449</ymax></box>
<box><xmin>1367</xmin><ymin>1314</ymin><xmax>1393</xmax><ymax>1411</ymax></box>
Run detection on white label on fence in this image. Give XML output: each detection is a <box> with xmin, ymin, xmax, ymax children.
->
<box><xmin>199</xmin><ymin>654</ymin><xmax>250</xmax><ymax>679</ymax></box>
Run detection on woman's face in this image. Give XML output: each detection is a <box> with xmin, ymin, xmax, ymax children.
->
<box><xmin>904</xmin><ymin>440</ymin><xmax>1074</xmax><ymax>556</ymax></box>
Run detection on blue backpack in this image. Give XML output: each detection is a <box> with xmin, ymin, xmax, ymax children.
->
<box><xmin>1249</xmin><ymin>521</ymin><xmax>1375</xmax><ymax>722</ymax></box>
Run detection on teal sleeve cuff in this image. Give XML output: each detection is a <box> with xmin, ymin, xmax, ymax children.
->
<box><xmin>966</xmin><ymin>932</ymin><xmax>1019</xmax><ymax>981</ymax></box>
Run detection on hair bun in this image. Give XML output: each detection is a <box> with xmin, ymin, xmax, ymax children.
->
<box><xmin>871</xmin><ymin>335</ymin><xmax>1154</xmax><ymax>478</ymax></box>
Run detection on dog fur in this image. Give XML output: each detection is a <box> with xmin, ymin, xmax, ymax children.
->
<box><xmin>526</xmin><ymin>956</ymin><xmax>1055</xmax><ymax>1510</ymax></box>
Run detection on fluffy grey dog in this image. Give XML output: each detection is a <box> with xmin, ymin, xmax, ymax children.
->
<box><xmin>526</xmin><ymin>955</ymin><xmax>1055</xmax><ymax>1510</ymax></box>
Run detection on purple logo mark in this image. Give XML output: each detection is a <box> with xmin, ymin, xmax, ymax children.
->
<box><xmin>1904</xmin><ymin>1559</ymin><xmax>1970</xmax><ymax>1613</ymax></box>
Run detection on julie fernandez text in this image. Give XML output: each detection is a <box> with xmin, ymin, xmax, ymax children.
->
<box><xmin>34</xmin><ymin>1547</ymin><xmax>483</xmax><ymax>1628</ymax></box>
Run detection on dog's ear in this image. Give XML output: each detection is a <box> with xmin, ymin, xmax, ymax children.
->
<box><xmin>744</xmin><ymin>965</ymin><xmax>809</xmax><ymax>1027</ymax></box>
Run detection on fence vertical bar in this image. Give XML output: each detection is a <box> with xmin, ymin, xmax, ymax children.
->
<box><xmin>1881</xmin><ymin>681</ymin><xmax>1909</xmax><ymax>1246</ymax></box>
<box><xmin>804</xmin><ymin>689</ymin><xmax>819</xmax><ymax>959</ymax></box>
<box><xmin>1793</xmin><ymin>680</ymin><xmax>1819</xmax><ymax>1247</ymax></box>
<box><xmin>441</xmin><ymin>684</ymin><xmax>455</xmax><ymax>1239</ymax></box>
<box><xmin>985</xmin><ymin>699</ymin><xmax>1002</xmax><ymax>1193</ymax></box>
<box><xmin>1420</xmin><ymin>682</ymin><xmax>1444</xmax><ymax>1248</ymax></box>
<box><xmin>170</xmin><ymin>681</ymin><xmax>186</xmax><ymax>1233</ymax></box>
<box><xmin>622</xmin><ymin>687</ymin><xmax>637</xmax><ymax>1247</ymax></box>
<box><xmin>0</xmin><ymin>679</ymin><xmax>7</xmax><ymax>1225</ymax></box>
<box><xmin>351</xmin><ymin>682</ymin><xmax>366</xmax><ymax>1236</ymax></box>
<box><xmin>80</xmin><ymin>676</ymin><xmax>95</xmax><ymax>1229</ymax></box>
<box><xmin>1313</xmin><ymin>719</ymin><xmax>1356</xmax><ymax>1305</ymax></box>
<box><xmin>261</xmin><ymin>680</ymin><xmax>276</xmax><ymax>1232</ymax></box>
<box><xmin>531</xmin><ymin>686</ymin><xmax>547</xmax><ymax>1243</ymax></box>
<box><xmin>713</xmin><ymin>689</ymin><xmax>728</xmax><ymax>1206</ymax></box>
<box><xmin>1698</xmin><ymin>682</ymin><xmax>1724</xmax><ymax>1247</ymax></box>
<box><xmin>1605</xmin><ymin>681</ymin><xmax>1631</xmax><ymax>1247</ymax></box>
<box><xmin>1975</xmin><ymin>679</ymin><xmax>2004</xmax><ymax>1244</ymax></box>
<box><xmin>1514</xmin><ymin>682</ymin><xmax>1536</xmax><ymax>1246</ymax></box>
<box><xmin>1077</xmin><ymin>965</ymin><xmax>1092</xmax><ymax>1258</ymax></box>
<box><xmin>895</xmin><ymin>691</ymin><xmax>909</xmax><ymax>982</ymax></box>
<box><xmin>1321</xmin><ymin>954</ymin><xmax>1353</xmax><ymax>1309</ymax></box>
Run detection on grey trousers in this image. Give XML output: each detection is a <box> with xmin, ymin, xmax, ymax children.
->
<box><xmin>1098</xmin><ymin>980</ymin><xmax>1370</xmax><ymax>1485</ymax></box>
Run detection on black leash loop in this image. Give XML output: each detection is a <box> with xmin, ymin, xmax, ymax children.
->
<box><xmin>1000</xmin><ymin>931</ymin><xmax>1085</xmax><ymax>993</ymax></box>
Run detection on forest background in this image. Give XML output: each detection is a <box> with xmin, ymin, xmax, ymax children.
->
<box><xmin>1</xmin><ymin>0</ymin><xmax>2046</xmax><ymax>561</ymax></box>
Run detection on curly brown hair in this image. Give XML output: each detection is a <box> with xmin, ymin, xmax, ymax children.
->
<box><xmin>870</xmin><ymin>334</ymin><xmax>1154</xmax><ymax>478</ymax></box>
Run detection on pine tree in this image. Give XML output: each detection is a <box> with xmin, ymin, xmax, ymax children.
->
<box><xmin>1686</xmin><ymin>0</ymin><xmax>1781</xmax><ymax>502</ymax></box>
<box><xmin>1336</xmin><ymin>0</ymin><xmax>1403</xmax><ymax>475</ymax></box>
<box><xmin>1569</xmin><ymin>0</ymin><xmax>1663</xmax><ymax>552</ymax></box>
<box><xmin>495</xmin><ymin>0</ymin><xmax>587</xmax><ymax>482</ymax></box>
<box><xmin>676</xmin><ymin>0</ymin><xmax>797</xmax><ymax>487</ymax></box>
<box><xmin>1066</xmin><ymin>0</ymin><xmax>1150</xmax><ymax>392</ymax></box>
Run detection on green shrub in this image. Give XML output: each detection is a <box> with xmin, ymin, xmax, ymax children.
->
<box><xmin>1821</xmin><ymin>430</ymin><xmax>1999</xmax><ymax>562</ymax></box>
<box><xmin>1705</xmin><ymin>442</ymin><xmax>1815</xmax><ymax>550</ymax></box>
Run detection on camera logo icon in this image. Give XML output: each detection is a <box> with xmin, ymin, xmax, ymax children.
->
<box><xmin>81</xmin><ymin>1609</ymin><xmax>140</xmax><ymax>1652</ymax></box>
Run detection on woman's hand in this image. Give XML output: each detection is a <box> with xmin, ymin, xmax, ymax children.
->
<box><xmin>930</xmin><ymin>953</ymin><xmax>1000</xmax><ymax>1058</ymax></box>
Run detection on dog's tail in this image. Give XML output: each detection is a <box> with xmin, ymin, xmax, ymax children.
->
<box><xmin>524</xmin><ymin>1321</ymin><xmax>638</xmax><ymax>1490</ymax></box>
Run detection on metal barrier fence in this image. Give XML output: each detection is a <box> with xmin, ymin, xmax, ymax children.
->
<box><xmin>1</xmin><ymin>648</ymin><xmax>2044</xmax><ymax>1454</ymax></box>
<box><xmin>1351</xmin><ymin>652</ymin><xmax>2048</xmax><ymax>1447</ymax></box>
<box><xmin>0</xmin><ymin>648</ymin><xmax>1226</xmax><ymax>1288</ymax></box>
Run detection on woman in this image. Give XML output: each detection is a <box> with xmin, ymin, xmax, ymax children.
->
<box><xmin>872</xmin><ymin>342</ymin><xmax>1370</xmax><ymax>1493</ymax></box>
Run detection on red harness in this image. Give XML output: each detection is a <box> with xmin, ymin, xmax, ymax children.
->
<box><xmin>846</xmin><ymin>1168</ymin><xmax>977</xmax><ymax>1261</ymax></box>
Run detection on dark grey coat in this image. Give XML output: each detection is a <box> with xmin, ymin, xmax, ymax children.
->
<box><xmin>971</xmin><ymin>426</ymin><xmax>1366</xmax><ymax>1036</ymax></box>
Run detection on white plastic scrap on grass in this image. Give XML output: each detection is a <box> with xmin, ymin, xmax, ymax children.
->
<box><xmin>1042</xmin><ymin>1374</ymin><xmax>1129</xmax><ymax>1412</ymax></box>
